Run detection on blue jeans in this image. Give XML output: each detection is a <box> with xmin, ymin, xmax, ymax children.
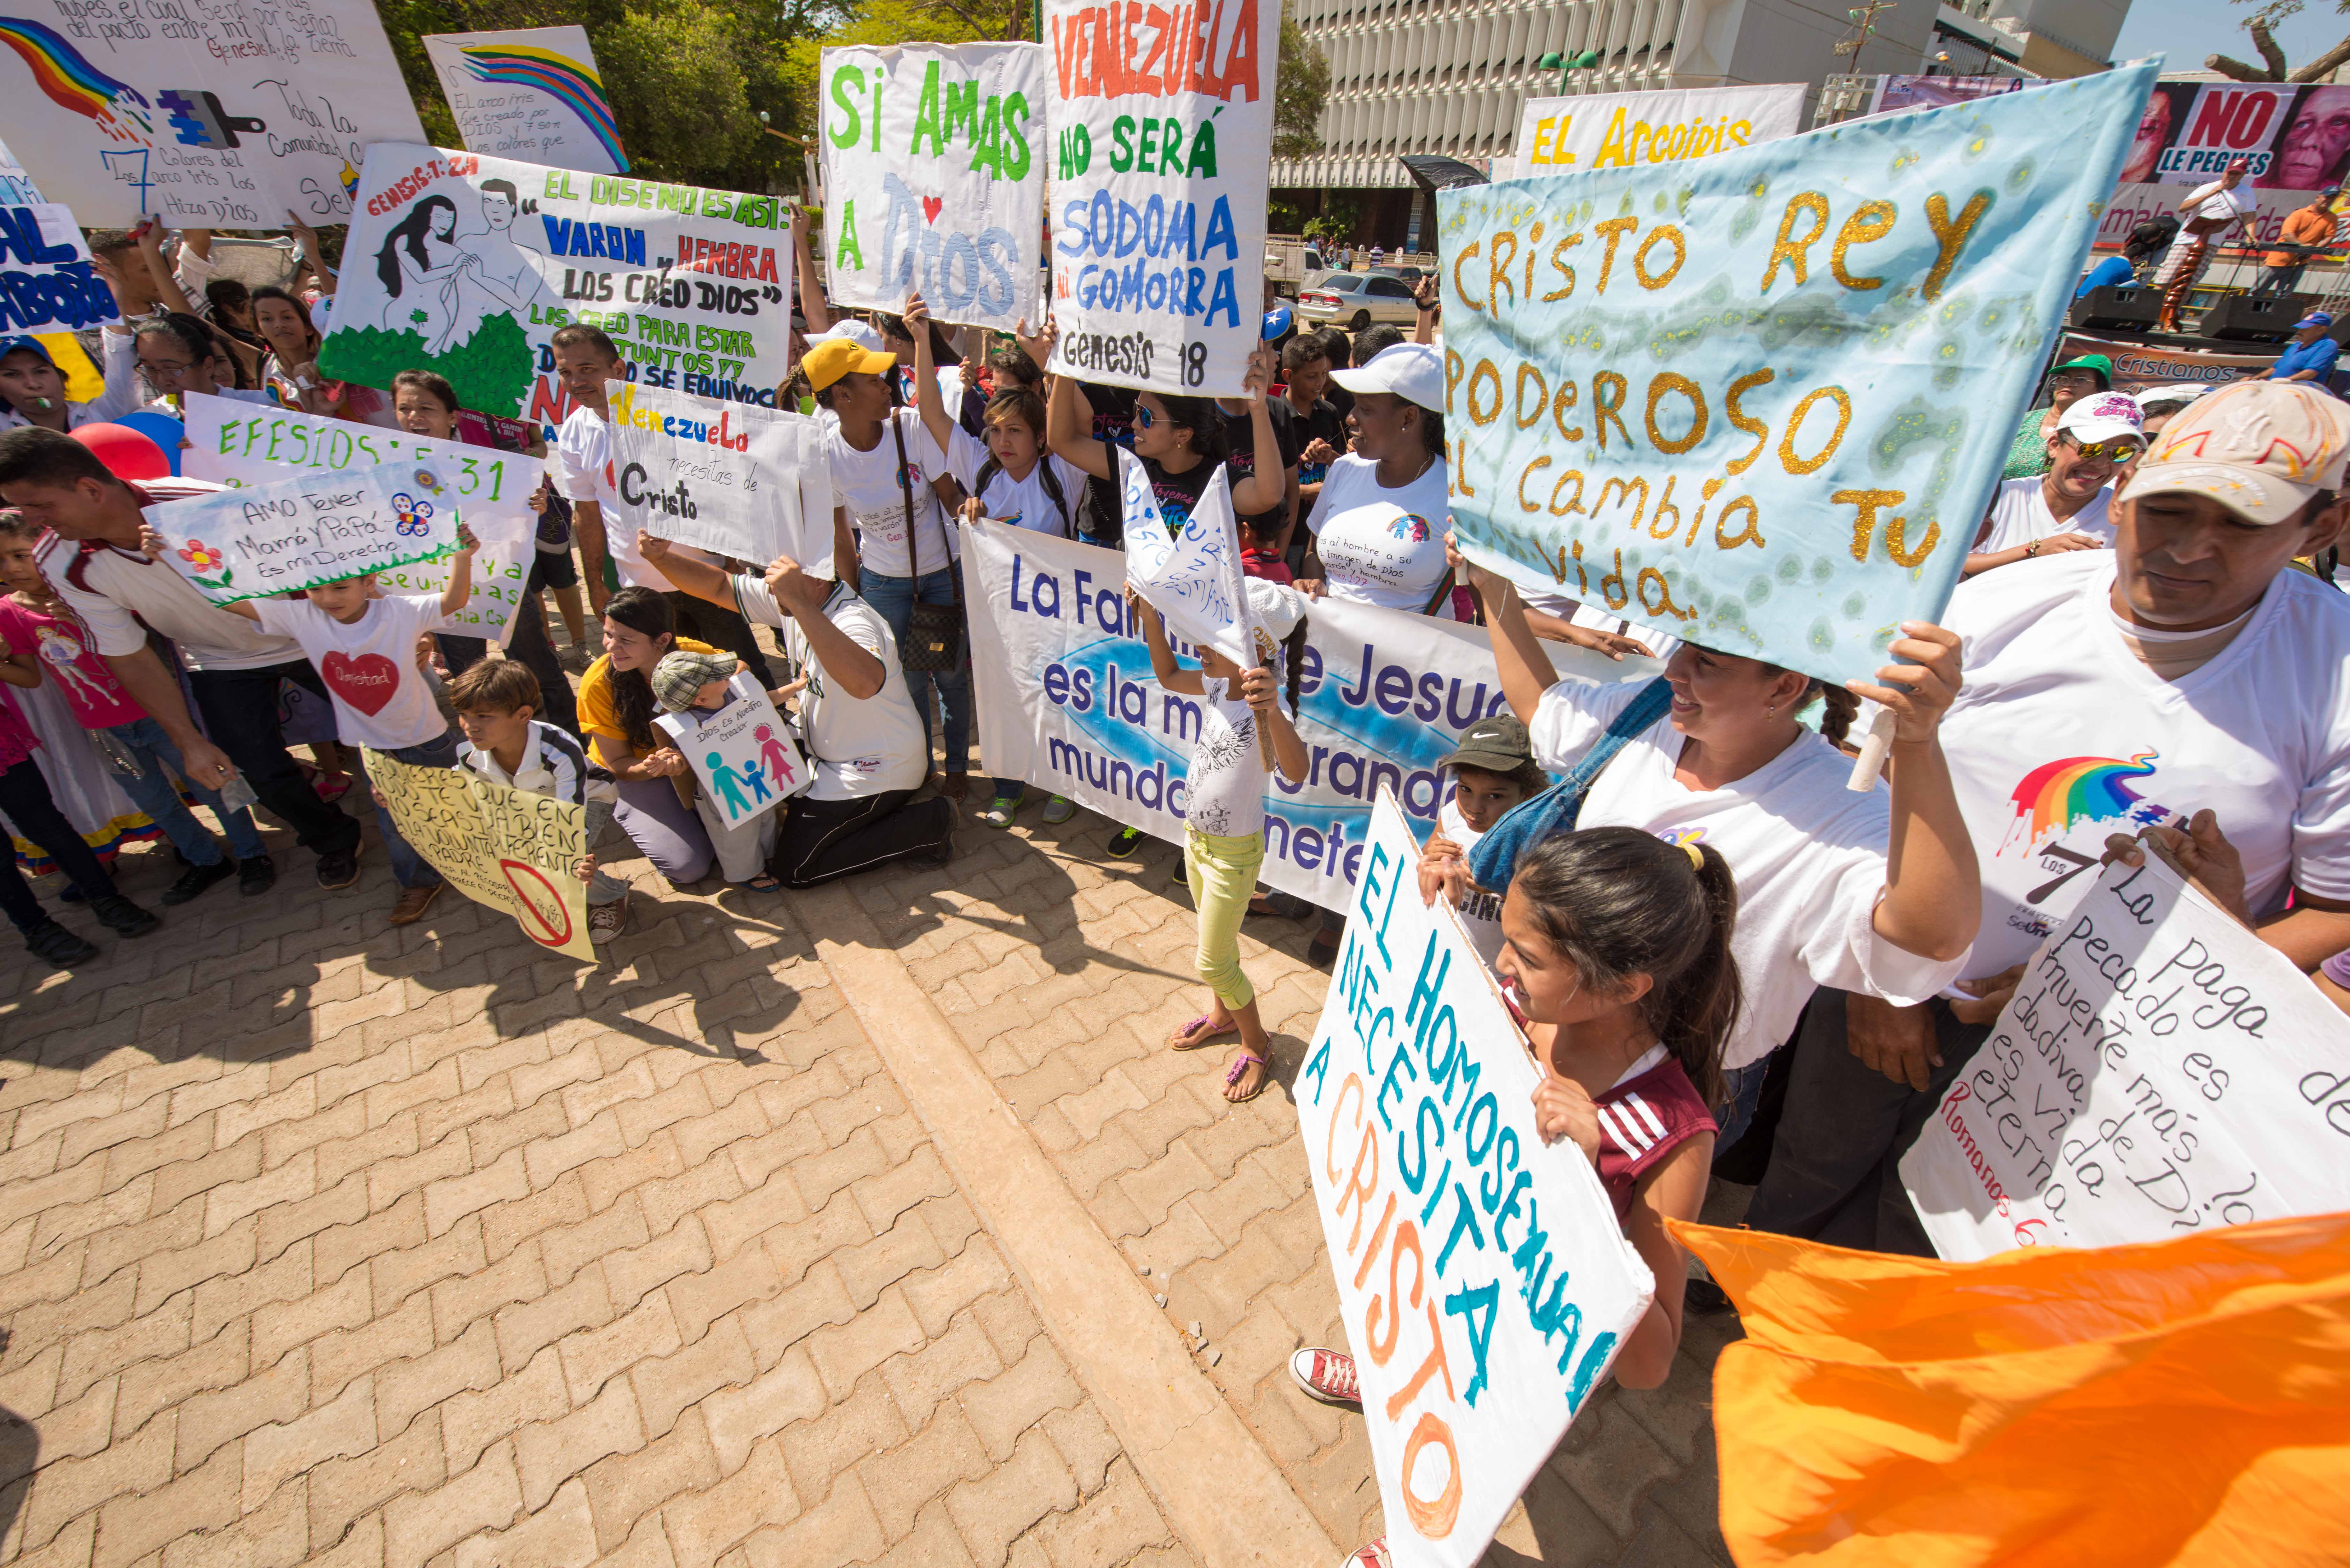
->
<box><xmin>102</xmin><ymin>716</ymin><xmax>268</xmax><ymax>865</ymax></box>
<box><xmin>861</xmin><ymin>564</ymin><xmax>971</xmax><ymax>776</ymax></box>
<box><xmin>366</xmin><ymin>730</ymin><xmax>462</xmax><ymax>889</ymax></box>
<box><xmin>1717</xmin><ymin>1052</ymin><xmax>1776</xmax><ymax>1152</ymax></box>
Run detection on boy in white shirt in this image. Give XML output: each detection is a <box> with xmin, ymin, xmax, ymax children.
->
<box><xmin>192</xmin><ymin>524</ymin><xmax>477</xmax><ymax>927</ymax></box>
<box><xmin>650</xmin><ymin>649</ymin><xmax>784</xmax><ymax>891</ymax></box>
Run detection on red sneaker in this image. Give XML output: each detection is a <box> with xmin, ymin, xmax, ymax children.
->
<box><xmin>1338</xmin><ymin>1538</ymin><xmax>1391</xmax><ymax>1567</ymax></box>
<box><xmin>1289</xmin><ymin>1346</ymin><xmax>1361</xmax><ymax>1407</ymax></box>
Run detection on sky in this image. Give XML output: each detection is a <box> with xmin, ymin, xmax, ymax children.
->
<box><xmin>2112</xmin><ymin>0</ymin><xmax>2350</xmax><ymax>74</ymax></box>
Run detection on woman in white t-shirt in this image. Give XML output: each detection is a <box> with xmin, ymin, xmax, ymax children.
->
<box><xmin>1301</xmin><ymin>342</ymin><xmax>1456</xmax><ymax>617</ymax></box>
<box><xmin>1461</xmin><ymin>544</ymin><xmax>1982</xmax><ymax>1146</ymax></box>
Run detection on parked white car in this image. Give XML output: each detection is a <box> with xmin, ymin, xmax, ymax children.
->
<box><xmin>1295</xmin><ymin>271</ymin><xmax>1420</xmax><ymax>331</ymax></box>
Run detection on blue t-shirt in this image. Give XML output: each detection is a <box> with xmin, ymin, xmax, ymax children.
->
<box><xmin>2074</xmin><ymin>255</ymin><xmax>2136</xmax><ymax>299</ymax></box>
<box><xmin>2270</xmin><ymin>335</ymin><xmax>2342</xmax><ymax>384</ymax></box>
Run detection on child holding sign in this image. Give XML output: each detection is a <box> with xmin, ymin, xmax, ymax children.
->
<box><xmin>1136</xmin><ymin>579</ymin><xmax>1310</xmax><ymax>1105</ymax></box>
<box><xmin>172</xmin><ymin>521</ymin><xmax>481</xmax><ymax>928</ymax></box>
<box><xmin>650</xmin><ymin>650</ymin><xmax>784</xmax><ymax>893</ymax></box>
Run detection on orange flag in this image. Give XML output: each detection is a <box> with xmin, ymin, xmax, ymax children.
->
<box><xmin>1670</xmin><ymin>1214</ymin><xmax>2350</xmax><ymax>1567</ymax></box>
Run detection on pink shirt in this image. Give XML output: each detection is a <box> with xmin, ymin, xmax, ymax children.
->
<box><xmin>0</xmin><ymin>597</ymin><xmax>145</xmax><ymax>728</ymax></box>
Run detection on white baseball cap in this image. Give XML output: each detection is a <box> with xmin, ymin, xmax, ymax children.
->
<box><xmin>2117</xmin><ymin>378</ymin><xmax>2350</xmax><ymax>524</ymax></box>
<box><xmin>2056</xmin><ymin>391</ymin><xmax>2147</xmax><ymax>447</ymax></box>
<box><xmin>808</xmin><ymin>319</ymin><xmax>884</xmax><ymax>352</ymax></box>
<box><xmin>1330</xmin><ymin>343</ymin><xmax>1444</xmax><ymax>413</ymax></box>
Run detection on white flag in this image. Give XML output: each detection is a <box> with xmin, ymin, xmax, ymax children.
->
<box><xmin>1117</xmin><ymin>448</ymin><xmax>1256</xmax><ymax>666</ymax></box>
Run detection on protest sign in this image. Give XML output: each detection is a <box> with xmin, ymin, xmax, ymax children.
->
<box><xmin>963</xmin><ymin>520</ymin><xmax>1652</xmax><ymax>910</ymax></box>
<box><xmin>0</xmin><ymin>201</ymin><xmax>119</xmax><ymax>332</ymax></box>
<box><xmin>1040</xmin><ymin>0</ymin><xmax>1277</xmax><ymax>397</ymax></box>
<box><xmin>817</xmin><ymin>43</ymin><xmax>1045</xmax><ymax>332</ymax></box>
<box><xmin>0</xmin><ymin>7</ymin><xmax>425</xmax><ymax>226</ymax></box>
<box><xmin>318</xmin><ymin>146</ymin><xmax>793</xmax><ymax>424</ymax></box>
<box><xmin>146</xmin><ymin>457</ymin><xmax>458</xmax><ymax>605</ymax></box>
<box><xmin>1512</xmin><ymin>84</ymin><xmax>1803</xmax><ymax>178</ymax></box>
<box><xmin>1117</xmin><ymin>449</ymin><xmax>1253</xmax><ymax>664</ymax></box>
<box><xmin>1902</xmin><ymin>853</ymin><xmax>2350</xmax><ymax>1262</ymax></box>
<box><xmin>1440</xmin><ymin>63</ymin><xmax>2155</xmax><ymax>687</ymax></box>
<box><xmin>424</xmin><ymin>28</ymin><xmax>628</xmax><ymax>175</ymax></box>
<box><xmin>0</xmin><ymin>134</ymin><xmax>41</xmax><ymax>203</ymax></box>
<box><xmin>1865</xmin><ymin>75</ymin><xmax>2023</xmax><ymax>118</ymax></box>
<box><xmin>1298</xmin><ymin>790</ymin><xmax>1653</xmax><ymax>1565</ymax></box>
<box><xmin>365</xmin><ymin>748</ymin><xmax>595</xmax><ymax>961</ymax></box>
<box><xmin>602</xmin><ymin>380</ymin><xmax>833</xmax><ymax>567</ymax></box>
<box><xmin>654</xmin><ymin>672</ymin><xmax>808</xmax><ymax>828</ymax></box>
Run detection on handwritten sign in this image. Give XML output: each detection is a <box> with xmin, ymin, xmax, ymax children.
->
<box><xmin>0</xmin><ymin>134</ymin><xmax>42</xmax><ymax>203</ymax></box>
<box><xmin>602</xmin><ymin>380</ymin><xmax>833</xmax><ymax>568</ymax></box>
<box><xmin>1298</xmin><ymin>791</ymin><xmax>1653</xmax><ymax>1564</ymax></box>
<box><xmin>654</xmin><ymin>671</ymin><xmax>807</xmax><ymax>827</ymax></box>
<box><xmin>178</xmin><ymin>392</ymin><xmax>535</xmax><ymax>641</ymax></box>
<box><xmin>319</xmin><ymin>145</ymin><xmax>794</xmax><ymax>423</ymax></box>
<box><xmin>818</xmin><ymin>43</ymin><xmax>1045</xmax><ymax>332</ymax></box>
<box><xmin>366</xmin><ymin>747</ymin><xmax>594</xmax><ymax>961</ymax></box>
<box><xmin>1117</xmin><ymin>448</ymin><xmax>1252</xmax><ymax>664</ymax></box>
<box><xmin>1510</xmin><ymin>85</ymin><xmax>1802</xmax><ymax>178</ymax></box>
<box><xmin>0</xmin><ymin>201</ymin><xmax>119</xmax><ymax>332</ymax></box>
<box><xmin>424</xmin><ymin>27</ymin><xmax>627</xmax><ymax>175</ymax></box>
<box><xmin>1040</xmin><ymin>0</ymin><xmax>1275</xmax><ymax>396</ymax></box>
<box><xmin>1902</xmin><ymin>854</ymin><xmax>2350</xmax><ymax>1261</ymax></box>
<box><xmin>146</xmin><ymin>457</ymin><xmax>457</xmax><ymax>604</ymax></box>
<box><xmin>0</xmin><ymin>6</ymin><xmax>427</xmax><ymax>226</ymax></box>
<box><xmin>1440</xmin><ymin>63</ymin><xmax>2155</xmax><ymax>685</ymax></box>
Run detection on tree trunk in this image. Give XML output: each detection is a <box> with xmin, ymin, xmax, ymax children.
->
<box><xmin>2207</xmin><ymin>52</ymin><xmax>2281</xmax><ymax>82</ymax></box>
<box><xmin>2291</xmin><ymin>33</ymin><xmax>2350</xmax><ymax>82</ymax></box>
<box><xmin>2254</xmin><ymin>19</ymin><xmax>2291</xmax><ymax>79</ymax></box>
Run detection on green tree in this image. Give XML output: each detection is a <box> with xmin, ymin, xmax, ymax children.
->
<box><xmin>1274</xmin><ymin>17</ymin><xmax>1330</xmax><ymax>160</ymax></box>
<box><xmin>2212</xmin><ymin>0</ymin><xmax>2350</xmax><ymax>81</ymax></box>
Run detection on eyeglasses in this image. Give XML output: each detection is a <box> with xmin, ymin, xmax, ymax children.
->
<box><xmin>2070</xmin><ymin>440</ymin><xmax>2144</xmax><ymax>464</ymax></box>
<box><xmin>1131</xmin><ymin>404</ymin><xmax>1157</xmax><ymax>429</ymax></box>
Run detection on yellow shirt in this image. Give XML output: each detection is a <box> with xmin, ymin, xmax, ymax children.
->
<box><xmin>578</xmin><ymin>636</ymin><xmax>721</xmax><ymax>757</ymax></box>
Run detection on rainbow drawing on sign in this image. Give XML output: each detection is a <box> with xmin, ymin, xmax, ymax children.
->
<box><xmin>0</xmin><ymin>17</ymin><xmax>151</xmax><ymax>140</ymax></box>
<box><xmin>457</xmin><ymin>44</ymin><xmax>628</xmax><ymax>170</ymax></box>
<box><xmin>2002</xmin><ymin>750</ymin><xmax>2160</xmax><ymax>851</ymax></box>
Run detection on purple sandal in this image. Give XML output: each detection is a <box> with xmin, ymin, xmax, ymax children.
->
<box><xmin>1168</xmin><ymin>1014</ymin><xmax>1237</xmax><ymax>1051</ymax></box>
<box><xmin>1224</xmin><ymin>1053</ymin><xmax>1268</xmax><ymax>1102</ymax></box>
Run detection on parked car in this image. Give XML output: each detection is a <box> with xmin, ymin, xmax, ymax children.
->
<box><xmin>1295</xmin><ymin>271</ymin><xmax>1420</xmax><ymax>331</ymax></box>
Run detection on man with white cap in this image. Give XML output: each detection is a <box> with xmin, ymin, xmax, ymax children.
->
<box><xmin>1298</xmin><ymin>341</ymin><xmax>1454</xmax><ymax>617</ymax></box>
<box><xmin>1964</xmin><ymin>391</ymin><xmax>2145</xmax><ymax>574</ymax></box>
<box><xmin>2267</xmin><ymin>309</ymin><xmax>2341</xmax><ymax>386</ymax></box>
<box><xmin>1749</xmin><ymin>377</ymin><xmax>2350</xmax><ymax>1255</ymax></box>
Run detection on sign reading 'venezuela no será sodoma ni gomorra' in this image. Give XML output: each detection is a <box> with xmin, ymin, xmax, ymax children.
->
<box><xmin>320</xmin><ymin>146</ymin><xmax>796</xmax><ymax>424</ymax></box>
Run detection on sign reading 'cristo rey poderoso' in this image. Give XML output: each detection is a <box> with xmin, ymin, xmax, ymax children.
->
<box><xmin>1440</xmin><ymin>63</ymin><xmax>2155</xmax><ymax>686</ymax></box>
<box><xmin>1041</xmin><ymin>0</ymin><xmax>1277</xmax><ymax>398</ymax></box>
<box><xmin>320</xmin><ymin>145</ymin><xmax>793</xmax><ymax>423</ymax></box>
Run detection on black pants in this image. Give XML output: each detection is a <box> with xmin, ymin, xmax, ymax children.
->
<box><xmin>436</xmin><ymin>588</ymin><xmax>580</xmax><ymax>736</ymax></box>
<box><xmin>666</xmin><ymin>591</ymin><xmax>774</xmax><ymax>687</ymax></box>
<box><xmin>0</xmin><ymin>757</ymin><xmax>119</xmax><ymax>932</ymax></box>
<box><xmin>186</xmin><ymin>660</ymin><xmax>362</xmax><ymax>859</ymax></box>
<box><xmin>769</xmin><ymin>788</ymin><xmax>952</xmax><ymax>888</ymax></box>
<box><xmin>1743</xmin><ymin>990</ymin><xmax>1993</xmax><ymax>1257</ymax></box>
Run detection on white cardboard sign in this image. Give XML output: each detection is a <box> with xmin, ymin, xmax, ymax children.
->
<box><xmin>1117</xmin><ymin>448</ymin><xmax>1252</xmax><ymax>665</ymax></box>
<box><xmin>602</xmin><ymin>380</ymin><xmax>833</xmax><ymax>569</ymax></box>
<box><xmin>654</xmin><ymin>671</ymin><xmax>809</xmax><ymax>826</ymax></box>
<box><xmin>424</xmin><ymin>27</ymin><xmax>628</xmax><ymax>175</ymax></box>
<box><xmin>146</xmin><ymin>457</ymin><xmax>458</xmax><ymax>605</ymax></box>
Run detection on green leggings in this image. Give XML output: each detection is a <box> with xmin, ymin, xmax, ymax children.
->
<box><xmin>1185</xmin><ymin>828</ymin><xmax>1264</xmax><ymax>1011</ymax></box>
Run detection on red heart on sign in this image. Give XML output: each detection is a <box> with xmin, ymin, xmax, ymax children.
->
<box><xmin>921</xmin><ymin>196</ymin><xmax>944</xmax><ymax>224</ymax></box>
<box><xmin>321</xmin><ymin>651</ymin><xmax>400</xmax><ymax>716</ymax></box>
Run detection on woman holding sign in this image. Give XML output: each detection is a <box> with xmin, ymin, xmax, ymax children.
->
<box><xmin>576</xmin><ymin>587</ymin><xmax>719</xmax><ymax>888</ymax></box>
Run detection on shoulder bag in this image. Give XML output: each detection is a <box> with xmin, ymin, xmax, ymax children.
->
<box><xmin>894</xmin><ymin>415</ymin><xmax>967</xmax><ymax>673</ymax></box>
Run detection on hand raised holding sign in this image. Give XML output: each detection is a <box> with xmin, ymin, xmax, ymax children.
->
<box><xmin>1844</xmin><ymin>621</ymin><xmax>1963</xmax><ymax>747</ymax></box>
<box><xmin>2104</xmin><ymin>808</ymin><xmax>2254</xmax><ymax>929</ymax></box>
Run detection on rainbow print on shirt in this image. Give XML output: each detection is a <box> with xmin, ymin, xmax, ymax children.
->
<box><xmin>0</xmin><ymin>17</ymin><xmax>151</xmax><ymax>140</ymax></box>
<box><xmin>2000</xmin><ymin>750</ymin><xmax>2166</xmax><ymax>854</ymax></box>
<box><xmin>456</xmin><ymin>43</ymin><xmax>629</xmax><ymax>171</ymax></box>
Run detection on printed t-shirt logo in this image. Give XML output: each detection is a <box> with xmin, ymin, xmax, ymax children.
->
<box><xmin>2000</xmin><ymin>750</ymin><xmax>2167</xmax><ymax>856</ymax></box>
<box><xmin>1387</xmin><ymin>512</ymin><xmax>1432</xmax><ymax>543</ymax></box>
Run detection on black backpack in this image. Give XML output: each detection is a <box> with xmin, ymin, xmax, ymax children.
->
<box><xmin>974</xmin><ymin>454</ymin><xmax>1073</xmax><ymax>538</ymax></box>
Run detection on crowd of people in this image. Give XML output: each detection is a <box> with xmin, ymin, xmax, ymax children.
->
<box><xmin>4</xmin><ymin>207</ymin><xmax>2349</xmax><ymax>1568</ymax></box>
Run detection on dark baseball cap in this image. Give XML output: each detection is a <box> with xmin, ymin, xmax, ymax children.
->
<box><xmin>1439</xmin><ymin>715</ymin><xmax>1535</xmax><ymax>774</ymax></box>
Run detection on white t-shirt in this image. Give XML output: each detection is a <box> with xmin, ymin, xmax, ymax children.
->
<box><xmin>556</xmin><ymin>406</ymin><xmax>713</xmax><ymax>590</ymax></box>
<box><xmin>2183</xmin><ymin>179</ymin><xmax>2254</xmax><ymax>228</ymax></box>
<box><xmin>939</xmin><ymin>425</ymin><xmax>1086</xmax><ymax>537</ymax></box>
<box><xmin>831</xmin><ymin>409</ymin><xmax>955</xmax><ymax>578</ymax></box>
<box><xmin>1306</xmin><ymin>453</ymin><xmax>1453</xmax><ymax>613</ymax></box>
<box><xmin>1933</xmin><ymin>552</ymin><xmax>2350</xmax><ymax>979</ymax></box>
<box><xmin>1183</xmin><ymin>676</ymin><xmax>1290</xmax><ymax>838</ymax></box>
<box><xmin>1530</xmin><ymin>677</ymin><xmax>1965</xmax><ymax>1069</ymax></box>
<box><xmin>1976</xmin><ymin>476</ymin><xmax>2115</xmax><ymax>556</ymax></box>
<box><xmin>250</xmin><ymin>592</ymin><xmax>451</xmax><ymax>750</ymax></box>
<box><xmin>732</xmin><ymin>574</ymin><xmax>928</xmax><ymax>799</ymax></box>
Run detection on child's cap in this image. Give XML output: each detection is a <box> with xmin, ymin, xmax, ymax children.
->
<box><xmin>1244</xmin><ymin>577</ymin><xmax>1308</xmax><ymax>640</ymax></box>
<box><xmin>1439</xmin><ymin>715</ymin><xmax>1534</xmax><ymax>774</ymax></box>
<box><xmin>652</xmin><ymin>650</ymin><xmax>739</xmax><ymax>713</ymax></box>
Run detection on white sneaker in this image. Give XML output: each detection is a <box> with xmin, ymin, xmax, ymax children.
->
<box><xmin>588</xmin><ymin>895</ymin><xmax>629</xmax><ymax>944</ymax></box>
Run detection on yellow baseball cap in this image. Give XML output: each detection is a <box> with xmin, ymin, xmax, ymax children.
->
<box><xmin>803</xmin><ymin>336</ymin><xmax>895</xmax><ymax>392</ymax></box>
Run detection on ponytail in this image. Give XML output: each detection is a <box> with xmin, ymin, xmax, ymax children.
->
<box><xmin>1508</xmin><ymin>827</ymin><xmax>1740</xmax><ymax>1108</ymax></box>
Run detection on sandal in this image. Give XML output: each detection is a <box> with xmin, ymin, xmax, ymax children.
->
<box><xmin>1167</xmin><ymin>1014</ymin><xmax>1237</xmax><ymax>1051</ymax></box>
<box><xmin>314</xmin><ymin>771</ymin><xmax>353</xmax><ymax>804</ymax></box>
<box><xmin>733</xmin><ymin>873</ymin><xmax>781</xmax><ymax>892</ymax></box>
<box><xmin>1224</xmin><ymin>1052</ymin><xmax>1269</xmax><ymax>1103</ymax></box>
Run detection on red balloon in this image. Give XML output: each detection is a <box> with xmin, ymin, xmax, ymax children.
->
<box><xmin>70</xmin><ymin>423</ymin><xmax>170</xmax><ymax>483</ymax></box>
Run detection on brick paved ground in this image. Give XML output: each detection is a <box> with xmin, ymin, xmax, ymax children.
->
<box><xmin>0</xmin><ymin>734</ymin><xmax>1734</xmax><ymax>1566</ymax></box>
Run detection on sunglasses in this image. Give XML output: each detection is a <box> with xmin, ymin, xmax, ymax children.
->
<box><xmin>1132</xmin><ymin>404</ymin><xmax>1157</xmax><ymax>430</ymax></box>
<box><xmin>2070</xmin><ymin>439</ymin><xmax>2144</xmax><ymax>464</ymax></box>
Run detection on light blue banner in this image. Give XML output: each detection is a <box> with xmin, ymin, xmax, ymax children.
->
<box><xmin>1438</xmin><ymin>64</ymin><xmax>2157</xmax><ymax>682</ymax></box>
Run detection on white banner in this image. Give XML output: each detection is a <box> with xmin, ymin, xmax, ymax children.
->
<box><xmin>0</xmin><ymin>6</ymin><xmax>426</xmax><ymax>227</ymax></box>
<box><xmin>1118</xmin><ymin>449</ymin><xmax>1252</xmax><ymax>665</ymax></box>
<box><xmin>318</xmin><ymin>145</ymin><xmax>793</xmax><ymax>424</ymax></box>
<box><xmin>817</xmin><ymin>42</ymin><xmax>1045</xmax><ymax>332</ymax></box>
<box><xmin>1041</xmin><ymin>0</ymin><xmax>1276</xmax><ymax>396</ymax></box>
<box><xmin>602</xmin><ymin>380</ymin><xmax>832</xmax><ymax>569</ymax></box>
<box><xmin>0</xmin><ymin>202</ymin><xmax>119</xmax><ymax>332</ymax></box>
<box><xmin>963</xmin><ymin>520</ymin><xmax>1652</xmax><ymax>910</ymax></box>
<box><xmin>1300</xmin><ymin>792</ymin><xmax>1652</xmax><ymax>1565</ymax></box>
<box><xmin>1901</xmin><ymin>854</ymin><xmax>2350</xmax><ymax>1262</ymax></box>
<box><xmin>178</xmin><ymin>392</ymin><xmax>538</xmax><ymax>644</ymax></box>
<box><xmin>1511</xmin><ymin>84</ymin><xmax>1804</xmax><ymax>178</ymax></box>
<box><xmin>0</xmin><ymin>134</ymin><xmax>43</xmax><ymax>203</ymax></box>
<box><xmin>654</xmin><ymin>671</ymin><xmax>808</xmax><ymax>828</ymax></box>
<box><xmin>424</xmin><ymin>27</ymin><xmax>628</xmax><ymax>176</ymax></box>
<box><xmin>146</xmin><ymin>458</ymin><xmax>458</xmax><ymax>605</ymax></box>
